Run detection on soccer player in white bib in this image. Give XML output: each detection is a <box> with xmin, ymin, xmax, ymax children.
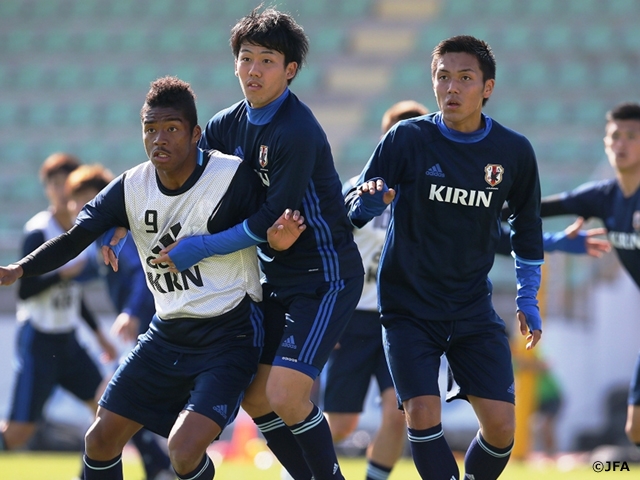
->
<box><xmin>0</xmin><ymin>76</ymin><xmax>305</xmax><ymax>480</ymax></box>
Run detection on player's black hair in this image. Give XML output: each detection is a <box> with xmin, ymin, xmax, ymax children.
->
<box><xmin>230</xmin><ymin>5</ymin><xmax>309</xmax><ymax>84</ymax></box>
<box><xmin>431</xmin><ymin>35</ymin><xmax>496</xmax><ymax>106</ymax></box>
<box><xmin>607</xmin><ymin>102</ymin><xmax>640</xmax><ymax>123</ymax></box>
<box><xmin>141</xmin><ymin>76</ymin><xmax>198</xmax><ymax>132</ymax></box>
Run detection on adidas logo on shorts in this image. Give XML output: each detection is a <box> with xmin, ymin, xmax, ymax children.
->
<box><xmin>282</xmin><ymin>335</ymin><xmax>297</xmax><ymax>349</ymax></box>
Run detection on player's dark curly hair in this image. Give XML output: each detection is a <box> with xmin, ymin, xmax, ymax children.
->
<box><xmin>431</xmin><ymin>35</ymin><xmax>496</xmax><ymax>106</ymax></box>
<box><xmin>141</xmin><ymin>76</ymin><xmax>198</xmax><ymax>132</ymax></box>
<box><xmin>607</xmin><ymin>102</ymin><xmax>640</xmax><ymax>122</ymax></box>
<box><xmin>230</xmin><ymin>5</ymin><xmax>309</xmax><ymax>84</ymax></box>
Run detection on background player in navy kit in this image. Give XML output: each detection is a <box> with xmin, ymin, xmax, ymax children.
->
<box><xmin>66</xmin><ymin>164</ymin><xmax>174</xmax><ymax>480</ymax></box>
<box><xmin>323</xmin><ymin>100</ymin><xmax>429</xmax><ymax>480</ymax></box>
<box><xmin>135</xmin><ymin>8</ymin><xmax>364</xmax><ymax>480</ymax></box>
<box><xmin>0</xmin><ymin>153</ymin><xmax>116</xmax><ymax>453</ymax></box>
<box><xmin>0</xmin><ymin>76</ymin><xmax>305</xmax><ymax>480</ymax></box>
<box><xmin>345</xmin><ymin>36</ymin><xmax>544</xmax><ymax>480</ymax></box>
<box><xmin>503</xmin><ymin>101</ymin><xmax>640</xmax><ymax>454</ymax></box>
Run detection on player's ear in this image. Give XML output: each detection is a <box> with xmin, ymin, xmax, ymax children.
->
<box><xmin>483</xmin><ymin>78</ymin><xmax>495</xmax><ymax>100</ymax></box>
<box><xmin>285</xmin><ymin>62</ymin><xmax>298</xmax><ymax>81</ymax></box>
<box><xmin>192</xmin><ymin>124</ymin><xmax>202</xmax><ymax>143</ymax></box>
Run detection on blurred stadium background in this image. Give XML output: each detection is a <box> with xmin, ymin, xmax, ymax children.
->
<box><xmin>1</xmin><ymin>0</ymin><xmax>640</xmax><ymax>463</ymax></box>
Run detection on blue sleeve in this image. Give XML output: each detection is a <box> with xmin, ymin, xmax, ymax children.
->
<box><xmin>542</xmin><ymin>231</ymin><xmax>588</xmax><ymax>254</ymax></box>
<box><xmin>514</xmin><ymin>256</ymin><xmax>543</xmax><ymax>332</ymax></box>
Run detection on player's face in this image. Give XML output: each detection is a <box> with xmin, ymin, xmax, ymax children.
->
<box><xmin>142</xmin><ymin>106</ymin><xmax>202</xmax><ymax>189</ymax></box>
<box><xmin>235</xmin><ymin>42</ymin><xmax>297</xmax><ymax>109</ymax></box>
<box><xmin>68</xmin><ymin>189</ymin><xmax>97</xmax><ymax>222</ymax></box>
<box><xmin>604</xmin><ymin>119</ymin><xmax>640</xmax><ymax>174</ymax></box>
<box><xmin>432</xmin><ymin>52</ymin><xmax>494</xmax><ymax>133</ymax></box>
<box><xmin>44</xmin><ymin>172</ymin><xmax>70</xmax><ymax>212</ymax></box>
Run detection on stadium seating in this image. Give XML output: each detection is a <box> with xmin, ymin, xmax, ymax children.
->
<box><xmin>0</xmin><ymin>0</ymin><xmax>639</xmax><ymax>267</ymax></box>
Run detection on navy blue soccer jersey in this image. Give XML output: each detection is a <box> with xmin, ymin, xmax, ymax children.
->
<box><xmin>540</xmin><ymin>179</ymin><xmax>640</xmax><ymax>288</ymax></box>
<box><xmin>347</xmin><ymin>112</ymin><xmax>544</xmax><ymax>321</ymax></box>
<box><xmin>199</xmin><ymin>89</ymin><xmax>363</xmax><ymax>286</ymax></box>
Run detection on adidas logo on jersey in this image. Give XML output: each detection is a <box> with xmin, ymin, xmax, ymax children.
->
<box><xmin>212</xmin><ymin>405</ymin><xmax>228</xmax><ymax>418</ymax></box>
<box><xmin>426</xmin><ymin>163</ymin><xmax>445</xmax><ymax>177</ymax></box>
<box><xmin>429</xmin><ymin>184</ymin><xmax>493</xmax><ymax>208</ymax></box>
<box><xmin>282</xmin><ymin>335</ymin><xmax>297</xmax><ymax>349</ymax></box>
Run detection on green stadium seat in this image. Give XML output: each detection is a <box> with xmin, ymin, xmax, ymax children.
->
<box><xmin>310</xmin><ymin>27</ymin><xmax>346</xmax><ymax>55</ymax></box>
<box><xmin>80</xmin><ymin>30</ymin><xmax>113</xmax><ymax>54</ymax></box>
<box><xmin>579</xmin><ymin>24</ymin><xmax>614</xmax><ymax>53</ymax></box>
<box><xmin>3</xmin><ymin>30</ymin><xmax>35</xmax><ymax>54</ymax></box>
<box><xmin>498</xmin><ymin>25</ymin><xmax>532</xmax><ymax>53</ymax></box>
<box><xmin>525</xmin><ymin>0</ymin><xmax>555</xmax><ymax>16</ymax></box>
<box><xmin>107</xmin><ymin>0</ymin><xmax>140</xmax><ymax>18</ymax></box>
<box><xmin>25</xmin><ymin>102</ymin><xmax>59</xmax><ymax>127</ymax></box>
<box><xmin>339</xmin><ymin>0</ymin><xmax>372</xmax><ymax>17</ymax></box>
<box><xmin>191</xmin><ymin>28</ymin><xmax>230</xmax><ymax>54</ymax></box>
<box><xmin>43</xmin><ymin>30</ymin><xmax>78</xmax><ymax>54</ymax></box>
<box><xmin>572</xmin><ymin>100</ymin><xmax>607</xmax><ymax>126</ymax></box>
<box><xmin>531</xmin><ymin>99</ymin><xmax>565</xmax><ymax>125</ymax></box>
<box><xmin>147</xmin><ymin>0</ymin><xmax>176</xmax><ymax>18</ymax></box>
<box><xmin>394</xmin><ymin>63</ymin><xmax>429</xmax><ymax>89</ymax></box>
<box><xmin>516</xmin><ymin>62</ymin><xmax>548</xmax><ymax>88</ymax></box>
<box><xmin>130</xmin><ymin>64</ymin><xmax>162</xmax><ymax>90</ymax></box>
<box><xmin>486</xmin><ymin>100</ymin><xmax>523</xmax><ymax>126</ymax></box>
<box><xmin>184</xmin><ymin>0</ymin><xmax>216</xmax><ymax>18</ymax></box>
<box><xmin>558</xmin><ymin>61</ymin><xmax>590</xmax><ymax>89</ymax></box>
<box><xmin>598</xmin><ymin>61</ymin><xmax>631</xmax><ymax>87</ymax></box>
<box><xmin>90</xmin><ymin>64</ymin><xmax>122</xmax><ymax>89</ymax></box>
<box><xmin>68</xmin><ymin>0</ymin><xmax>100</xmax><ymax>18</ymax></box>
<box><xmin>222</xmin><ymin>0</ymin><xmax>257</xmax><ymax>20</ymax></box>
<box><xmin>621</xmin><ymin>28</ymin><xmax>640</xmax><ymax>51</ymax></box>
<box><xmin>53</xmin><ymin>64</ymin><xmax>86</xmax><ymax>90</ymax></box>
<box><xmin>30</xmin><ymin>0</ymin><xmax>61</xmax><ymax>19</ymax></box>
<box><xmin>64</xmin><ymin>103</ymin><xmax>95</xmax><ymax>127</ymax></box>
<box><xmin>118</xmin><ymin>30</ymin><xmax>150</xmax><ymax>53</ymax></box>
<box><xmin>0</xmin><ymin>101</ymin><xmax>20</xmax><ymax>127</ymax></box>
<box><xmin>539</xmin><ymin>24</ymin><xmax>573</xmax><ymax>51</ymax></box>
<box><xmin>290</xmin><ymin>65</ymin><xmax>319</xmax><ymax>93</ymax></box>
<box><xmin>103</xmin><ymin>102</ymin><xmax>139</xmax><ymax>127</ymax></box>
<box><xmin>416</xmin><ymin>24</ymin><xmax>455</xmax><ymax>52</ymax></box>
<box><xmin>155</xmin><ymin>29</ymin><xmax>189</xmax><ymax>54</ymax></box>
<box><xmin>486</xmin><ymin>0</ymin><xmax>516</xmax><ymax>15</ymax></box>
<box><xmin>567</xmin><ymin>0</ymin><xmax>600</xmax><ymax>15</ymax></box>
<box><xmin>15</xmin><ymin>64</ymin><xmax>49</xmax><ymax>90</ymax></box>
<box><xmin>297</xmin><ymin>0</ymin><xmax>331</xmax><ymax>17</ymax></box>
<box><xmin>0</xmin><ymin>1</ymin><xmax>22</xmax><ymax>19</ymax></box>
<box><xmin>607</xmin><ymin>0</ymin><xmax>640</xmax><ymax>15</ymax></box>
<box><xmin>444</xmin><ymin>0</ymin><xmax>477</xmax><ymax>16</ymax></box>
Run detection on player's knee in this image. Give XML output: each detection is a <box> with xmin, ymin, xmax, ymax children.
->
<box><xmin>481</xmin><ymin>420</ymin><xmax>515</xmax><ymax>448</ymax></box>
<box><xmin>2</xmin><ymin>422</ymin><xmax>36</xmax><ymax>450</ymax></box>
<box><xmin>84</xmin><ymin>421</ymin><xmax>118</xmax><ymax>459</ymax></box>
<box><xmin>168</xmin><ymin>438</ymin><xmax>205</xmax><ymax>475</ymax></box>
<box><xmin>327</xmin><ymin>415</ymin><xmax>358</xmax><ymax>442</ymax></box>
<box><xmin>625</xmin><ymin>419</ymin><xmax>640</xmax><ymax>443</ymax></box>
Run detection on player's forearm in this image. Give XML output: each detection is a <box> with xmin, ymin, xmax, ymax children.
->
<box><xmin>18</xmin><ymin>226</ymin><xmax>98</xmax><ymax>277</ymax></box>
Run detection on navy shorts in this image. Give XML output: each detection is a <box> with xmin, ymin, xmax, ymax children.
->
<box><xmin>382</xmin><ymin>309</ymin><xmax>515</xmax><ymax>405</ymax></box>
<box><xmin>323</xmin><ymin>310</ymin><xmax>393</xmax><ymax>413</ymax></box>
<box><xmin>260</xmin><ymin>275</ymin><xmax>363</xmax><ymax>379</ymax></box>
<box><xmin>99</xmin><ymin>305</ymin><xmax>262</xmax><ymax>438</ymax></box>
<box><xmin>9</xmin><ymin>321</ymin><xmax>102</xmax><ymax>422</ymax></box>
<box><xmin>629</xmin><ymin>351</ymin><xmax>640</xmax><ymax>405</ymax></box>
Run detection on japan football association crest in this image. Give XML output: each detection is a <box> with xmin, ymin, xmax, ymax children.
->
<box><xmin>259</xmin><ymin>145</ymin><xmax>269</xmax><ymax>168</ymax></box>
<box><xmin>484</xmin><ymin>164</ymin><xmax>504</xmax><ymax>187</ymax></box>
<box><xmin>633</xmin><ymin>211</ymin><xmax>640</xmax><ymax>232</ymax></box>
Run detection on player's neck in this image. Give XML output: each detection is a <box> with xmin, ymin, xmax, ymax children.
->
<box><xmin>617</xmin><ymin>168</ymin><xmax>640</xmax><ymax>197</ymax></box>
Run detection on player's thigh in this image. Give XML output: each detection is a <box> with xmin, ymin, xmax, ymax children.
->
<box><xmin>627</xmin><ymin>352</ymin><xmax>640</xmax><ymax>406</ymax></box>
<box><xmin>168</xmin><ymin>410</ymin><xmax>222</xmax><ymax>459</ymax></box>
<box><xmin>268</xmin><ymin>275</ymin><xmax>363</xmax><ymax>378</ymax></box>
<box><xmin>9</xmin><ymin>324</ymin><xmax>60</xmax><ymax>422</ymax></box>
<box><xmin>447</xmin><ymin>311</ymin><xmax>515</xmax><ymax>404</ymax></box>
<box><xmin>381</xmin><ymin>314</ymin><xmax>448</xmax><ymax>404</ymax></box>
<box><xmin>58</xmin><ymin>335</ymin><xmax>103</xmax><ymax>402</ymax></box>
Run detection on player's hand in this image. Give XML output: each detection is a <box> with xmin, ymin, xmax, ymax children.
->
<box><xmin>517</xmin><ymin>310</ymin><xmax>542</xmax><ymax>350</ymax></box>
<box><xmin>95</xmin><ymin>330</ymin><xmax>118</xmax><ymax>363</ymax></box>
<box><xmin>0</xmin><ymin>264</ymin><xmax>23</xmax><ymax>286</ymax></box>
<box><xmin>100</xmin><ymin>226</ymin><xmax>129</xmax><ymax>272</ymax></box>
<box><xmin>267</xmin><ymin>209</ymin><xmax>307</xmax><ymax>251</ymax></box>
<box><xmin>111</xmin><ymin>312</ymin><xmax>141</xmax><ymax>343</ymax></box>
<box><xmin>564</xmin><ymin>216</ymin><xmax>610</xmax><ymax>258</ymax></box>
<box><xmin>151</xmin><ymin>240</ymin><xmax>180</xmax><ymax>273</ymax></box>
<box><xmin>358</xmin><ymin>179</ymin><xmax>396</xmax><ymax>205</ymax></box>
